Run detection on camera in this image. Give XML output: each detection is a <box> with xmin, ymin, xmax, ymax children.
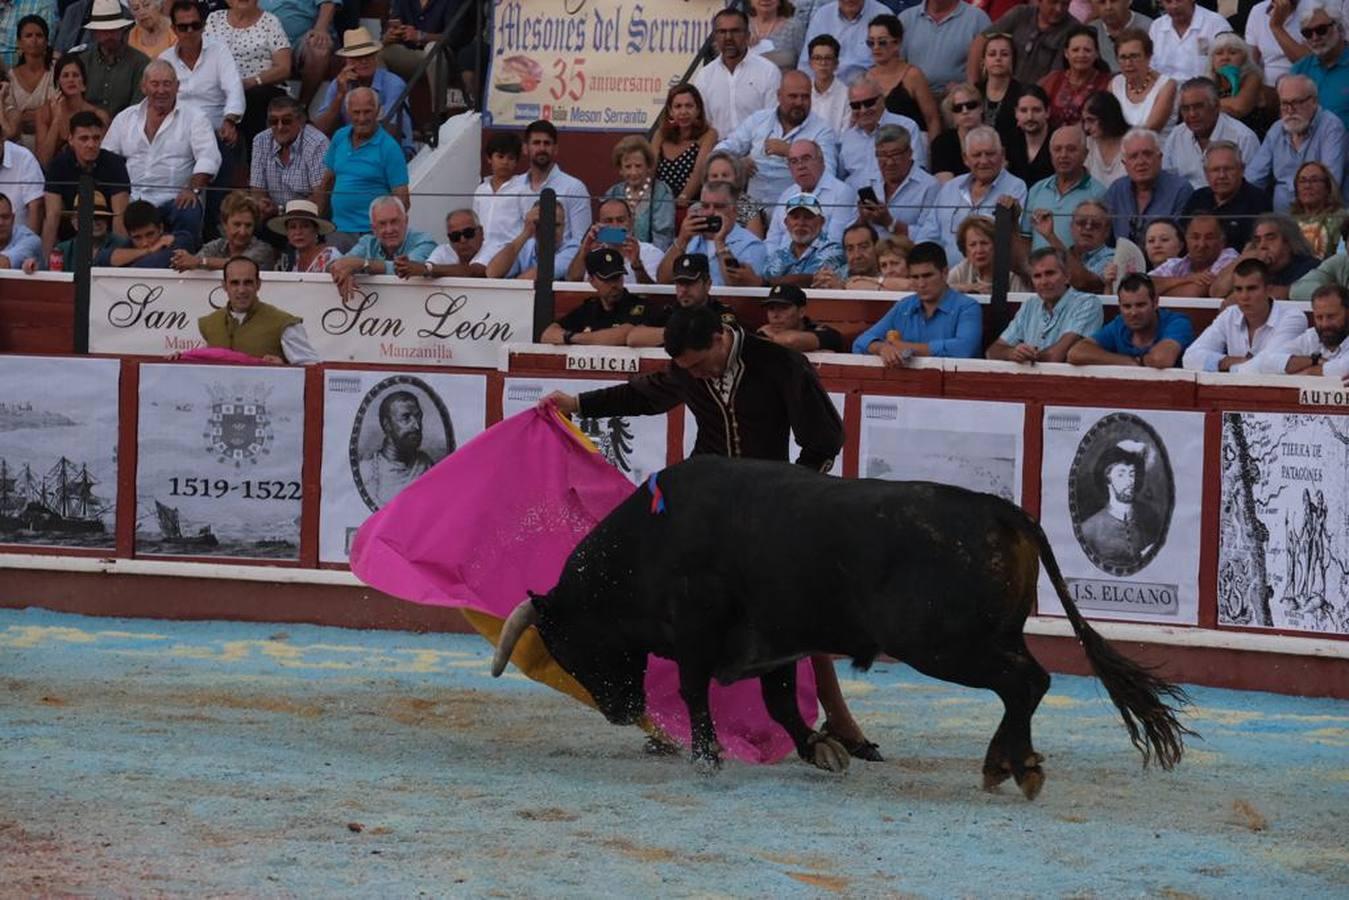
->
<box><xmin>701</xmin><ymin>215</ymin><xmax>723</xmax><ymax>233</ymax></box>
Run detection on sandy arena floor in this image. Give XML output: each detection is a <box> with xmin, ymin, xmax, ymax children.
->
<box><xmin>2</xmin><ymin>606</ymin><xmax>1346</xmax><ymax>897</ymax></box>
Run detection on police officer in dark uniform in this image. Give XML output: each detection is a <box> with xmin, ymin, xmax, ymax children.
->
<box><xmin>626</xmin><ymin>253</ymin><xmax>738</xmax><ymax>347</ymax></box>
<box><xmin>757</xmin><ymin>284</ymin><xmax>846</xmax><ymax>352</ymax></box>
<box><xmin>544</xmin><ymin>302</ymin><xmax>882</xmax><ymax>761</ymax></box>
<box><xmin>541</xmin><ymin>248</ymin><xmax>652</xmax><ymax>346</ymax></box>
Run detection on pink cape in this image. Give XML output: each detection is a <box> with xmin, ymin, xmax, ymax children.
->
<box><xmin>177</xmin><ymin>348</ymin><xmax>269</xmax><ymax>365</ymax></box>
<box><xmin>350</xmin><ymin>405</ymin><xmax>816</xmax><ymax>763</ymax></box>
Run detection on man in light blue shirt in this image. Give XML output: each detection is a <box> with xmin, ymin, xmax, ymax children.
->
<box><xmin>1248</xmin><ymin>74</ymin><xmax>1348</xmax><ymax>211</ymax></box>
<box><xmin>714</xmin><ymin>70</ymin><xmax>839</xmax><ymax>203</ymax></box>
<box><xmin>838</xmin><ymin>77</ymin><xmax>927</xmax><ymax>186</ymax></box>
<box><xmin>758</xmin><ymin>194</ymin><xmax>846</xmax><ymax>284</ymax></box>
<box><xmin>1021</xmin><ymin>125</ymin><xmax>1104</xmax><ymax>250</ymax></box>
<box><xmin>798</xmin><ymin>0</ymin><xmax>893</xmax><ymax>82</ymax></box>
<box><xmin>659</xmin><ymin>182</ymin><xmax>768</xmax><ymax>287</ymax></box>
<box><xmin>986</xmin><ymin>247</ymin><xmax>1104</xmax><ymax>363</ymax></box>
<box><xmin>852</xmin><ymin>241</ymin><xmax>983</xmax><ymax>360</ymax></box>
<box><xmin>329</xmin><ymin>195</ymin><xmax>437</xmax><ymax>300</ymax></box>
<box><xmin>914</xmin><ymin>125</ymin><xmax>1027</xmax><ymax>266</ymax></box>
<box><xmin>483</xmin><ymin>201</ymin><xmax>580</xmax><ymax>280</ymax></box>
<box><xmin>1289</xmin><ymin>6</ymin><xmax>1349</xmax><ymax>130</ymax></box>
<box><xmin>899</xmin><ymin>0</ymin><xmax>991</xmax><ymax>90</ymax></box>
<box><xmin>0</xmin><ymin>193</ymin><xmax>40</xmax><ymax>270</ymax></box>
<box><xmin>855</xmin><ymin>124</ymin><xmax>939</xmax><ymax>239</ymax></box>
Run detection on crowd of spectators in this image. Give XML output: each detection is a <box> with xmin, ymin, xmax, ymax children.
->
<box><xmin>0</xmin><ymin>0</ymin><xmax>1347</xmax><ymax>376</ymax></box>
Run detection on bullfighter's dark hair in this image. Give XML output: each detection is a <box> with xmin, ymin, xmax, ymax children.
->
<box><xmin>905</xmin><ymin>241</ymin><xmax>948</xmax><ymax>270</ymax></box>
<box><xmin>662</xmin><ymin>305</ymin><xmax>722</xmax><ymax>357</ymax></box>
<box><xmin>222</xmin><ymin>255</ymin><xmax>260</xmax><ymax>281</ymax></box>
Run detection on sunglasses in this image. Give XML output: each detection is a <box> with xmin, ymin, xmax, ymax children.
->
<box><xmin>448</xmin><ymin>227</ymin><xmax>478</xmax><ymax>242</ymax></box>
<box><xmin>865</xmin><ymin>37</ymin><xmax>894</xmax><ymax>48</ymax></box>
<box><xmin>267</xmin><ymin>115</ymin><xmax>296</xmax><ymax>126</ymax></box>
<box><xmin>1301</xmin><ymin>22</ymin><xmax>1334</xmax><ymax>39</ymax></box>
<box><xmin>849</xmin><ymin>96</ymin><xmax>880</xmax><ymax>110</ymax></box>
<box><xmin>952</xmin><ymin>100</ymin><xmax>981</xmax><ymax>113</ymax></box>
<box><xmin>173</xmin><ymin>20</ymin><xmax>204</xmax><ymax>31</ymax></box>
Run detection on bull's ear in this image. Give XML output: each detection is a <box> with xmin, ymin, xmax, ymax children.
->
<box><xmin>525</xmin><ymin>589</ymin><xmax>540</xmax><ymax>600</ymax></box>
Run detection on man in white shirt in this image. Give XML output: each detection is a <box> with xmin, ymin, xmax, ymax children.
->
<box><xmin>401</xmin><ymin>208</ymin><xmax>489</xmax><ymax>278</ymax></box>
<box><xmin>806</xmin><ymin>34</ymin><xmax>850</xmax><ymax>133</ymax></box>
<box><xmin>799</xmin><ymin>0</ymin><xmax>893</xmax><ymax>83</ymax></box>
<box><xmin>764</xmin><ymin>139</ymin><xmax>857</xmax><ymax>249</ymax></box>
<box><xmin>837</xmin><ymin>77</ymin><xmax>927</xmax><ymax>187</ymax></box>
<box><xmin>509</xmin><ymin>120</ymin><xmax>591</xmax><ymax>247</ymax></box>
<box><xmin>1149</xmin><ymin>0</ymin><xmax>1231</xmax><ymax>81</ymax></box>
<box><xmin>1163</xmin><ymin>77</ymin><xmax>1262</xmax><ymax>188</ymax></box>
<box><xmin>101</xmin><ymin>59</ymin><xmax>221</xmax><ymax>247</ymax></box>
<box><xmin>561</xmin><ymin>197</ymin><xmax>664</xmax><ymax>283</ymax></box>
<box><xmin>474</xmin><ymin>132</ymin><xmax>523</xmax><ymax>255</ymax></box>
<box><xmin>1250</xmin><ymin>282</ymin><xmax>1349</xmax><ymax>378</ymax></box>
<box><xmin>0</xmin><ymin>138</ymin><xmax>44</xmax><ymax>233</ymax></box>
<box><xmin>690</xmin><ymin>7</ymin><xmax>781</xmax><ymax>139</ymax></box>
<box><xmin>1183</xmin><ymin>258</ymin><xmax>1310</xmax><ymax>371</ymax></box>
<box><xmin>713</xmin><ymin>70</ymin><xmax>840</xmax><ymax>203</ymax></box>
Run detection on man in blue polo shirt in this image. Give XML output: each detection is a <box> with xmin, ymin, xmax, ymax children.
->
<box><xmin>1290</xmin><ymin>5</ymin><xmax>1349</xmax><ymax>130</ymax></box>
<box><xmin>1068</xmin><ymin>273</ymin><xmax>1195</xmax><ymax>368</ymax></box>
<box><xmin>851</xmin><ymin>241</ymin><xmax>983</xmax><ymax>363</ymax></box>
<box><xmin>312</xmin><ymin>87</ymin><xmax>409</xmax><ymax>249</ymax></box>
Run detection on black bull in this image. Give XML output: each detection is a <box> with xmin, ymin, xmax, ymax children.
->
<box><xmin>493</xmin><ymin>457</ymin><xmax>1192</xmax><ymax>798</ymax></box>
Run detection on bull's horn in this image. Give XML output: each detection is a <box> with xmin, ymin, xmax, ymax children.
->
<box><xmin>491</xmin><ymin>599</ymin><xmax>539</xmax><ymax>677</ymax></box>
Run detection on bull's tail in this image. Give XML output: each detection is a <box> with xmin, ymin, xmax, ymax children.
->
<box><xmin>1020</xmin><ymin>513</ymin><xmax>1196</xmax><ymax>770</ymax></box>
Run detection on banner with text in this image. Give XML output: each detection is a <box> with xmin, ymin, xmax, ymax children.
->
<box><xmin>319</xmin><ymin>370</ymin><xmax>488</xmax><ymax>563</ymax></box>
<box><xmin>502</xmin><ymin>377</ymin><xmax>668</xmax><ymax>483</ymax></box>
<box><xmin>1218</xmin><ymin>412</ymin><xmax>1349</xmax><ymax>636</ymax></box>
<box><xmin>486</xmin><ymin>0</ymin><xmax>721</xmax><ymax>131</ymax></box>
<box><xmin>859</xmin><ymin>396</ymin><xmax>1025</xmax><ymax>503</ymax></box>
<box><xmin>136</xmin><ymin>364</ymin><xmax>306</xmax><ymax>560</ymax></box>
<box><xmin>88</xmin><ymin>271</ymin><xmax>532</xmax><ymax>368</ymax></box>
<box><xmin>0</xmin><ymin>356</ymin><xmax>120</xmax><ymax>550</ymax></box>
<box><xmin>1038</xmin><ymin>406</ymin><xmax>1204</xmax><ymax>625</ymax></box>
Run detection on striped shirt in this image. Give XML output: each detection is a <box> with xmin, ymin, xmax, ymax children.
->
<box><xmin>250</xmin><ymin>124</ymin><xmax>329</xmax><ymax>208</ymax></box>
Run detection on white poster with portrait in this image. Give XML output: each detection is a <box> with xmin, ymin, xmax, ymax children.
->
<box><xmin>1217</xmin><ymin>412</ymin><xmax>1349</xmax><ymax>636</ymax></box>
<box><xmin>858</xmin><ymin>396</ymin><xmax>1024</xmax><ymax>503</ymax></box>
<box><xmin>319</xmin><ymin>371</ymin><xmax>488</xmax><ymax>563</ymax></box>
<box><xmin>1038</xmin><ymin>406</ymin><xmax>1205</xmax><ymax>625</ymax></box>
<box><xmin>502</xmin><ymin>377</ymin><xmax>668</xmax><ymax>484</ymax></box>
<box><xmin>136</xmin><ymin>364</ymin><xmax>305</xmax><ymax>559</ymax></box>
<box><xmin>679</xmin><ymin>393</ymin><xmax>848</xmax><ymax>474</ymax></box>
<box><xmin>0</xmin><ymin>356</ymin><xmax>120</xmax><ymax>550</ymax></box>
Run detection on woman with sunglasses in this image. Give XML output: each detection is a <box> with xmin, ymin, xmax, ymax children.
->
<box><xmin>929</xmin><ymin>83</ymin><xmax>984</xmax><ymax>181</ymax></box>
<box><xmin>1290</xmin><ymin>161</ymin><xmax>1345</xmax><ymax>258</ymax></box>
<box><xmin>33</xmin><ymin>56</ymin><xmax>110</xmax><ymax>168</ymax></box>
<box><xmin>1082</xmin><ymin>90</ymin><xmax>1129</xmax><ymax>187</ymax></box>
<box><xmin>1108</xmin><ymin>29</ymin><xmax>1176</xmax><ymax>139</ymax></box>
<box><xmin>978</xmin><ymin>33</ymin><xmax>1024</xmax><ymax>136</ymax></box>
<box><xmin>864</xmin><ymin>14</ymin><xmax>941</xmax><ymax>141</ymax></box>
<box><xmin>1037</xmin><ymin>24</ymin><xmax>1111</xmax><ymax>131</ymax></box>
<box><xmin>0</xmin><ymin>16</ymin><xmax>58</xmax><ymax>153</ymax></box>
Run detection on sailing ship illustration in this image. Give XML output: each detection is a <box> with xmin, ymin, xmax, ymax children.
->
<box><xmin>0</xmin><ymin>457</ymin><xmax>109</xmax><ymax>534</ymax></box>
<box><xmin>153</xmin><ymin>500</ymin><xmax>220</xmax><ymax>548</ymax></box>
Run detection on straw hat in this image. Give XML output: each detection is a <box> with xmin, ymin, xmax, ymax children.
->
<box><xmin>335</xmin><ymin>27</ymin><xmax>381</xmax><ymax>58</ymax></box>
<box><xmin>67</xmin><ymin>190</ymin><xmax>114</xmax><ymax>218</ymax></box>
<box><xmin>267</xmin><ymin>199</ymin><xmax>335</xmax><ymax>236</ymax></box>
<box><xmin>86</xmin><ymin>0</ymin><xmax>135</xmax><ymax>31</ymax></box>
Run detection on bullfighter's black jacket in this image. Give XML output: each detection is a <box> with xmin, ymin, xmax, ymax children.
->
<box><xmin>577</xmin><ymin>325</ymin><xmax>845</xmax><ymax>471</ymax></box>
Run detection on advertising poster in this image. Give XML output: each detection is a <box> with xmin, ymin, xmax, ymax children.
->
<box><xmin>0</xmin><ymin>356</ymin><xmax>120</xmax><ymax>549</ymax></box>
<box><xmin>136</xmin><ymin>364</ymin><xmax>305</xmax><ymax>559</ymax></box>
<box><xmin>858</xmin><ymin>396</ymin><xmax>1024</xmax><ymax>502</ymax></box>
<box><xmin>1039</xmin><ymin>407</ymin><xmax>1204</xmax><ymax>624</ymax></box>
<box><xmin>502</xmin><ymin>377</ymin><xmax>667</xmax><ymax>484</ymax></box>
<box><xmin>681</xmin><ymin>393</ymin><xmax>848</xmax><ymax>475</ymax></box>
<box><xmin>1218</xmin><ymin>412</ymin><xmax>1349</xmax><ymax>636</ymax></box>
<box><xmin>319</xmin><ymin>371</ymin><xmax>488</xmax><ymax>563</ymax></box>
<box><xmin>486</xmin><ymin>0</ymin><xmax>721</xmax><ymax>130</ymax></box>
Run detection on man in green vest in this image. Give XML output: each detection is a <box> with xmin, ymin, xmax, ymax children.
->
<box><xmin>197</xmin><ymin>257</ymin><xmax>320</xmax><ymax>364</ymax></box>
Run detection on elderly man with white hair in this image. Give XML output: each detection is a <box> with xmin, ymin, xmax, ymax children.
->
<box><xmin>310</xmin><ymin>86</ymin><xmax>411</xmax><ymax>250</ymax></box>
<box><xmin>837</xmin><ymin>77</ymin><xmax>927</xmax><ymax>188</ymax></box>
<box><xmin>764</xmin><ymin>139</ymin><xmax>857</xmax><ymax>250</ymax></box>
<box><xmin>1248</xmin><ymin>74</ymin><xmax>1348</xmax><ymax>212</ymax></box>
<box><xmin>1102</xmin><ymin>127</ymin><xmax>1194</xmax><ymax>245</ymax></box>
<box><xmin>915</xmin><ymin>126</ymin><xmax>1027</xmax><ymax>267</ymax></box>
<box><xmin>101</xmin><ymin>58</ymin><xmax>221</xmax><ymax>247</ymax></box>
<box><xmin>329</xmin><ymin>195</ymin><xmax>437</xmax><ymax>300</ymax></box>
<box><xmin>1289</xmin><ymin>3</ymin><xmax>1349</xmax><ymax>128</ymax></box>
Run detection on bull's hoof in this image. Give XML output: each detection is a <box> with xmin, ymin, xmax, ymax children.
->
<box><xmin>642</xmin><ymin>734</ymin><xmax>681</xmax><ymax>756</ymax></box>
<box><xmin>805</xmin><ymin>733</ymin><xmax>850</xmax><ymax>773</ymax></box>
<box><xmin>982</xmin><ymin>764</ymin><xmax>1012</xmax><ymax>792</ymax></box>
<box><xmin>1015</xmin><ymin>765</ymin><xmax>1046</xmax><ymax>801</ymax></box>
<box><xmin>690</xmin><ymin>751</ymin><xmax>722</xmax><ymax>777</ymax></box>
